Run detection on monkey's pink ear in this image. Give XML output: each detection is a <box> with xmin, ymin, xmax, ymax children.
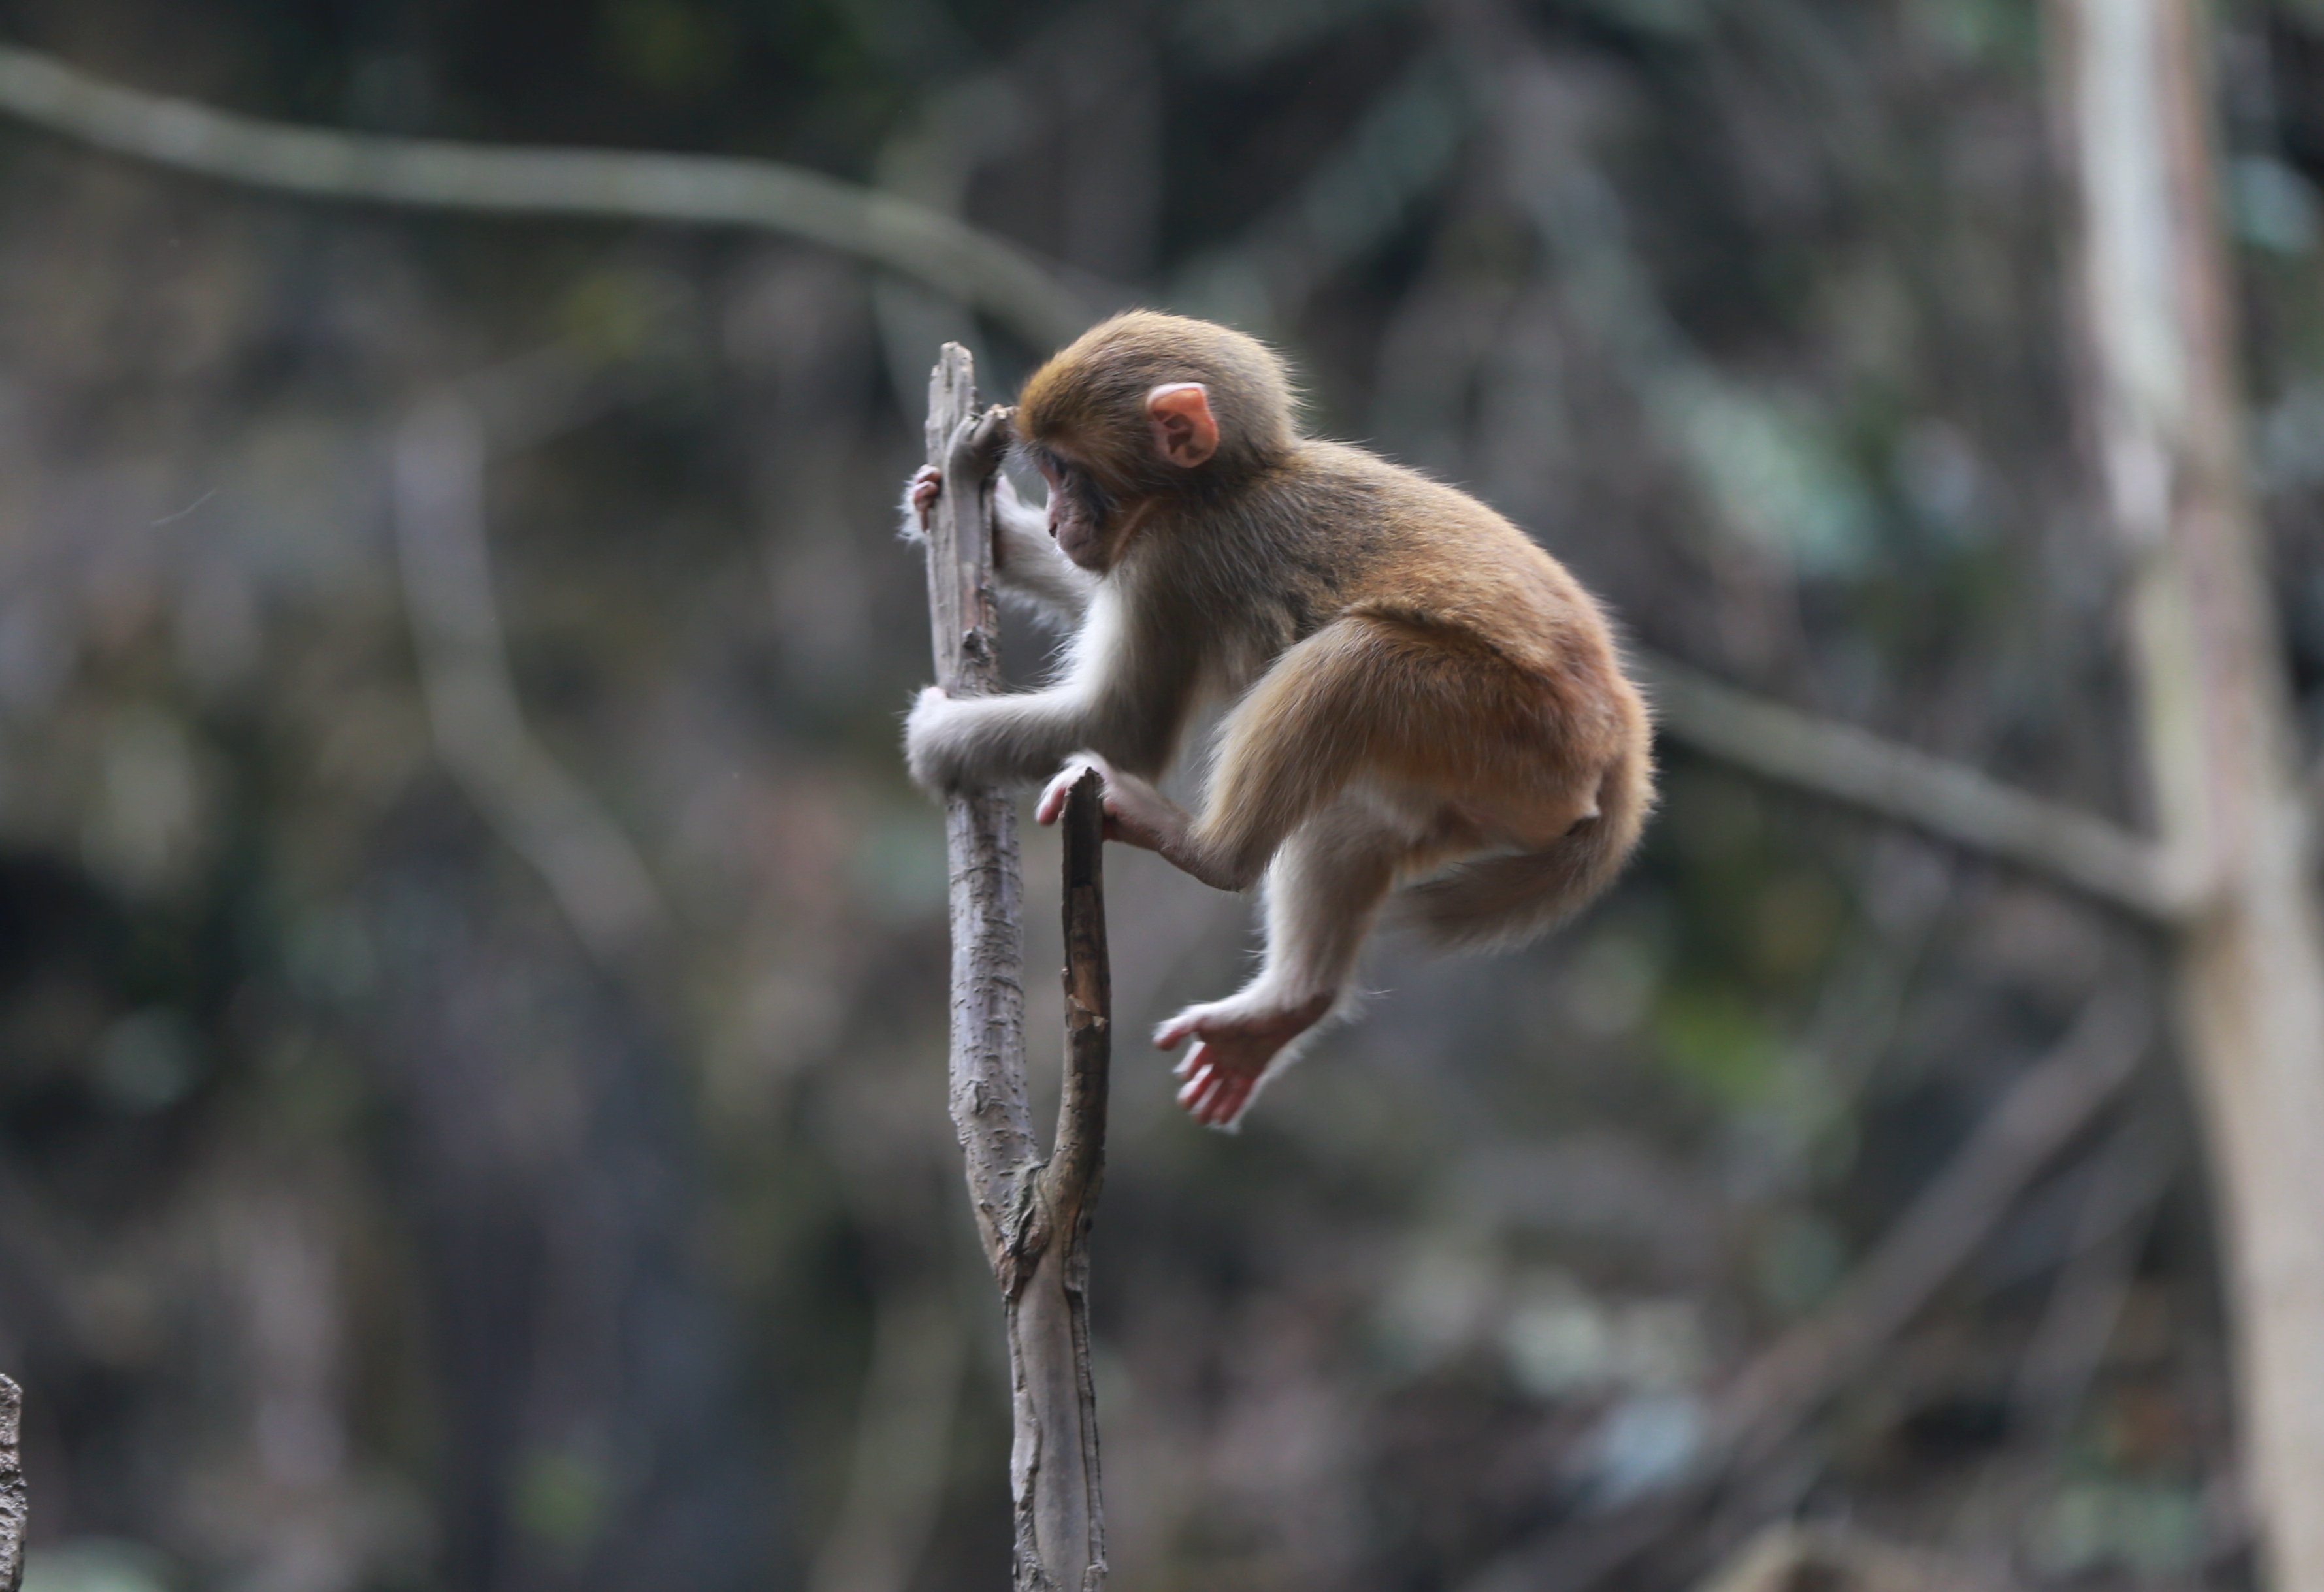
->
<box><xmin>1147</xmin><ymin>383</ymin><xmax>1219</xmax><ymax>468</ymax></box>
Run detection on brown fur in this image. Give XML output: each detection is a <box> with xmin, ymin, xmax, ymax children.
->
<box><xmin>905</xmin><ymin>311</ymin><xmax>1654</xmax><ymax>1125</ymax></box>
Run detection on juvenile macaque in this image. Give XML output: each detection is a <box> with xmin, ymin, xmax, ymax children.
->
<box><xmin>904</xmin><ymin>312</ymin><xmax>1651</xmax><ymax>1128</ymax></box>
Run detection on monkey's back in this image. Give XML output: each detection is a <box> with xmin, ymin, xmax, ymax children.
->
<box><xmin>1174</xmin><ymin>438</ymin><xmax>1647</xmax><ymax>787</ymax></box>
<box><xmin>1258</xmin><ymin>442</ymin><xmax>1622</xmax><ymax>675</ymax></box>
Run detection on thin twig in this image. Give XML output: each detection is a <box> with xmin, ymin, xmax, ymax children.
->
<box><xmin>1712</xmin><ymin>984</ymin><xmax>2153</xmax><ymax>1455</ymax></box>
<box><xmin>1643</xmin><ymin>655</ymin><xmax>2195</xmax><ymax>924</ymax></box>
<box><xmin>391</xmin><ymin>392</ymin><xmax>669</xmax><ymax>969</ymax></box>
<box><xmin>808</xmin><ymin>1284</ymin><xmax>968</xmax><ymax>1592</ymax></box>
<box><xmin>1464</xmin><ymin>984</ymin><xmax>2153</xmax><ymax>1592</ymax></box>
<box><xmin>2008</xmin><ymin>1120</ymin><xmax>2178</xmax><ymax>1440</ymax></box>
<box><xmin>1038</xmin><ymin>766</ymin><xmax>1112</xmax><ymax>1587</ymax></box>
<box><xmin>0</xmin><ymin>42</ymin><xmax>1090</xmax><ymax>350</ymax></box>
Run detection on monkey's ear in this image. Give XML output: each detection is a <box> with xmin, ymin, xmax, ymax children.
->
<box><xmin>1146</xmin><ymin>383</ymin><xmax>1219</xmax><ymax>468</ymax></box>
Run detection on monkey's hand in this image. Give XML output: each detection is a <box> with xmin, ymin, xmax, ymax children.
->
<box><xmin>898</xmin><ymin>466</ymin><xmax>943</xmax><ymax>542</ymax></box>
<box><xmin>1035</xmin><ymin>754</ymin><xmax>1188</xmax><ymax>856</ymax></box>
<box><xmin>904</xmin><ymin>685</ymin><xmax>976</xmax><ymax>791</ymax></box>
<box><xmin>900</xmin><ymin>466</ymin><xmax>1053</xmax><ymax>574</ymax></box>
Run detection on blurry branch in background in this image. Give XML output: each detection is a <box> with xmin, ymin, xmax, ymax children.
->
<box><xmin>0</xmin><ymin>42</ymin><xmax>1092</xmax><ymax>350</ymax></box>
<box><xmin>1168</xmin><ymin>51</ymin><xmax>1473</xmax><ymax>327</ymax></box>
<box><xmin>0</xmin><ymin>44</ymin><xmax>2213</xmax><ymax>923</ymax></box>
<box><xmin>1473</xmin><ymin>27</ymin><xmax>1833</xmax><ymax>653</ymax></box>
<box><xmin>807</xmin><ymin>1284</ymin><xmax>968</xmax><ymax>1592</ymax></box>
<box><xmin>1644</xmin><ymin>659</ymin><xmax>2193</xmax><ymax>924</ymax></box>
<box><xmin>0</xmin><ymin>1376</ymin><xmax>23</xmax><ymax>1592</ymax></box>
<box><xmin>392</xmin><ymin>390</ymin><xmax>670</xmax><ymax>970</ymax></box>
<box><xmin>1713</xmin><ymin>984</ymin><xmax>2152</xmax><ymax>1456</ymax></box>
<box><xmin>0</xmin><ymin>37</ymin><xmax>2214</xmax><ymax>923</ymax></box>
<box><xmin>1469</xmin><ymin>985</ymin><xmax>2153</xmax><ymax>1592</ymax></box>
<box><xmin>1693</xmin><ymin>1522</ymin><xmax>2014</xmax><ymax>1592</ymax></box>
<box><xmin>2008</xmin><ymin>1118</ymin><xmax>2179</xmax><ymax>1444</ymax></box>
<box><xmin>868</xmin><ymin>71</ymin><xmax>1034</xmax><ymax>413</ymax></box>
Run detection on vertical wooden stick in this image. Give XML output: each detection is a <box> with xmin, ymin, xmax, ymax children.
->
<box><xmin>919</xmin><ymin>343</ymin><xmax>1110</xmax><ymax>1591</ymax></box>
<box><xmin>1037</xmin><ymin>766</ymin><xmax>1110</xmax><ymax>1589</ymax></box>
<box><xmin>0</xmin><ymin>1375</ymin><xmax>25</xmax><ymax>1592</ymax></box>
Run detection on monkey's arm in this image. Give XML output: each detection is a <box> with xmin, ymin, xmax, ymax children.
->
<box><xmin>906</xmin><ymin>600</ymin><xmax>1195</xmax><ymax>792</ymax></box>
<box><xmin>1038</xmin><ymin>620</ymin><xmax>1409</xmax><ymax>893</ymax></box>
<box><xmin>990</xmin><ymin>474</ymin><xmax>1097</xmax><ymax>625</ymax></box>
<box><xmin>902</xmin><ymin>467</ymin><xmax>1094</xmax><ymax>627</ymax></box>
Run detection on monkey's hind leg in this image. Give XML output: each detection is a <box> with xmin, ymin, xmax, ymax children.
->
<box><xmin>1159</xmin><ymin>799</ymin><xmax>1403</xmax><ymax>1128</ymax></box>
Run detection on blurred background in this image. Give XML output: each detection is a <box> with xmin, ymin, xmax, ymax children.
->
<box><xmin>0</xmin><ymin>1</ymin><xmax>2312</xmax><ymax>1589</ymax></box>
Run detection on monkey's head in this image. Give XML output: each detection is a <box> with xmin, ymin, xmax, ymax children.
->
<box><xmin>1013</xmin><ymin>311</ymin><xmax>1297</xmax><ymax>571</ymax></box>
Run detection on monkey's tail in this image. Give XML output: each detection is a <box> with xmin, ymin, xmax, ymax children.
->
<box><xmin>1393</xmin><ymin>744</ymin><xmax>1654</xmax><ymax>954</ymax></box>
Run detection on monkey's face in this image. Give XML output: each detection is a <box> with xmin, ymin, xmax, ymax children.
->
<box><xmin>1031</xmin><ymin>448</ymin><xmax>1120</xmax><ymax>572</ymax></box>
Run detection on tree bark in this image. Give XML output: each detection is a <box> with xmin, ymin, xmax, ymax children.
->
<box><xmin>919</xmin><ymin>344</ymin><xmax>1110</xmax><ymax>1592</ymax></box>
<box><xmin>2052</xmin><ymin>5</ymin><xmax>2324</xmax><ymax>1587</ymax></box>
<box><xmin>0</xmin><ymin>1376</ymin><xmax>25</xmax><ymax>1592</ymax></box>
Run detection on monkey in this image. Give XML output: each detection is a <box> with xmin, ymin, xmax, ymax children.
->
<box><xmin>903</xmin><ymin>311</ymin><xmax>1652</xmax><ymax>1129</ymax></box>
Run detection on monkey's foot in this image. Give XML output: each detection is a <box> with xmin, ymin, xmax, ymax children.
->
<box><xmin>1155</xmin><ymin>993</ymin><xmax>1333</xmax><ymax>1128</ymax></box>
<box><xmin>1036</xmin><ymin>755</ymin><xmax>1183</xmax><ymax>858</ymax></box>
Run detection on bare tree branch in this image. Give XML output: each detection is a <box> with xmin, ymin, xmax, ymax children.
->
<box><xmin>808</xmin><ymin>1284</ymin><xmax>968</xmax><ymax>1592</ymax></box>
<box><xmin>1695</xmin><ymin>1522</ymin><xmax>2020</xmax><ymax>1592</ymax></box>
<box><xmin>0</xmin><ymin>42</ymin><xmax>1092</xmax><ymax>350</ymax></box>
<box><xmin>2008</xmin><ymin>1120</ymin><xmax>2177</xmax><ymax>1441</ymax></box>
<box><xmin>920</xmin><ymin>344</ymin><xmax>1111</xmax><ymax>1591</ymax></box>
<box><xmin>0</xmin><ymin>42</ymin><xmax>2231</xmax><ymax>930</ymax></box>
<box><xmin>1034</xmin><ymin>764</ymin><xmax>1111</xmax><ymax>1589</ymax></box>
<box><xmin>921</xmin><ymin>355</ymin><xmax>1039</xmax><ymax>1268</ymax></box>
<box><xmin>1643</xmin><ymin>655</ymin><xmax>2195</xmax><ymax>923</ymax></box>
<box><xmin>0</xmin><ymin>1376</ymin><xmax>22</xmax><ymax>1592</ymax></box>
<box><xmin>1465</xmin><ymin>984</ymin><xmax>2153</xmax><ymax>1592</ymax></box>
<box><xmin>1712</xmin><ymin>984</ymin><xmax>2152</xmax><ymax>1454</ymax></box>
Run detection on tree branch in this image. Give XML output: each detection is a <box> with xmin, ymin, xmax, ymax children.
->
<box><xmin>0</xmin><ymin>42</ymin><xmax>1092</xmax><ymax>350</ymax></box>
<box><xmin>1712</xmin><ymin>984</ymin><xmax>2153</xmax><ymax>1455</ymax></box>
<box><xmin>1641</xmin><ymin>654</ymin><xmax>2195</xmax><ymax>924</ymax></box>
<box><xmin>919</xmin><ymin>345</ymin><xmax>1109</xmax><ymax>1591</ymax></box>
<box><xmin>0</xmin><ymin>44</ymin><xmax>2229</xmax><ymax>926</ymax></box>
<box><xmin>0</xmin><ymin>1376</ymin><xmax>24</xmax><ymax>1592</ymax></box>
<box><xmin>921</xmin><ymin>353</ymin><xmax>1038</xmax><ymax>1269</ymax></box>
<box><xmin>1464</xmin><ymin>984</ymin><xmax>2153</xmax><ymax>1592</ymax></box>
<box><xmin>1036</xmin><ymin>766</ymin><xmax>1111</xmax><ymax>1588</ymax></box>
<box><xmin>808</xmin><ymin>1283</ymin><xmax>968</xmax><ymax>1592</ymax></box>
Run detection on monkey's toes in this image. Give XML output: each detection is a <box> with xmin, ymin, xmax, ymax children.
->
<box><xmin>1173</xmin><ymin>1045</ymin><xmax>1256</xmax><ymax>1128</ymax></box>
<box><xmin>1035</xmin><ymin>761</ymin><xmax>1089</xmax><ymax>826</ymax></box>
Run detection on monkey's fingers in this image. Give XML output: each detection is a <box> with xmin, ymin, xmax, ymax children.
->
<box><xmin>908</xmin><ymin>465</ymin><xmax>941</xmax><ymax>515</ymax></box>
